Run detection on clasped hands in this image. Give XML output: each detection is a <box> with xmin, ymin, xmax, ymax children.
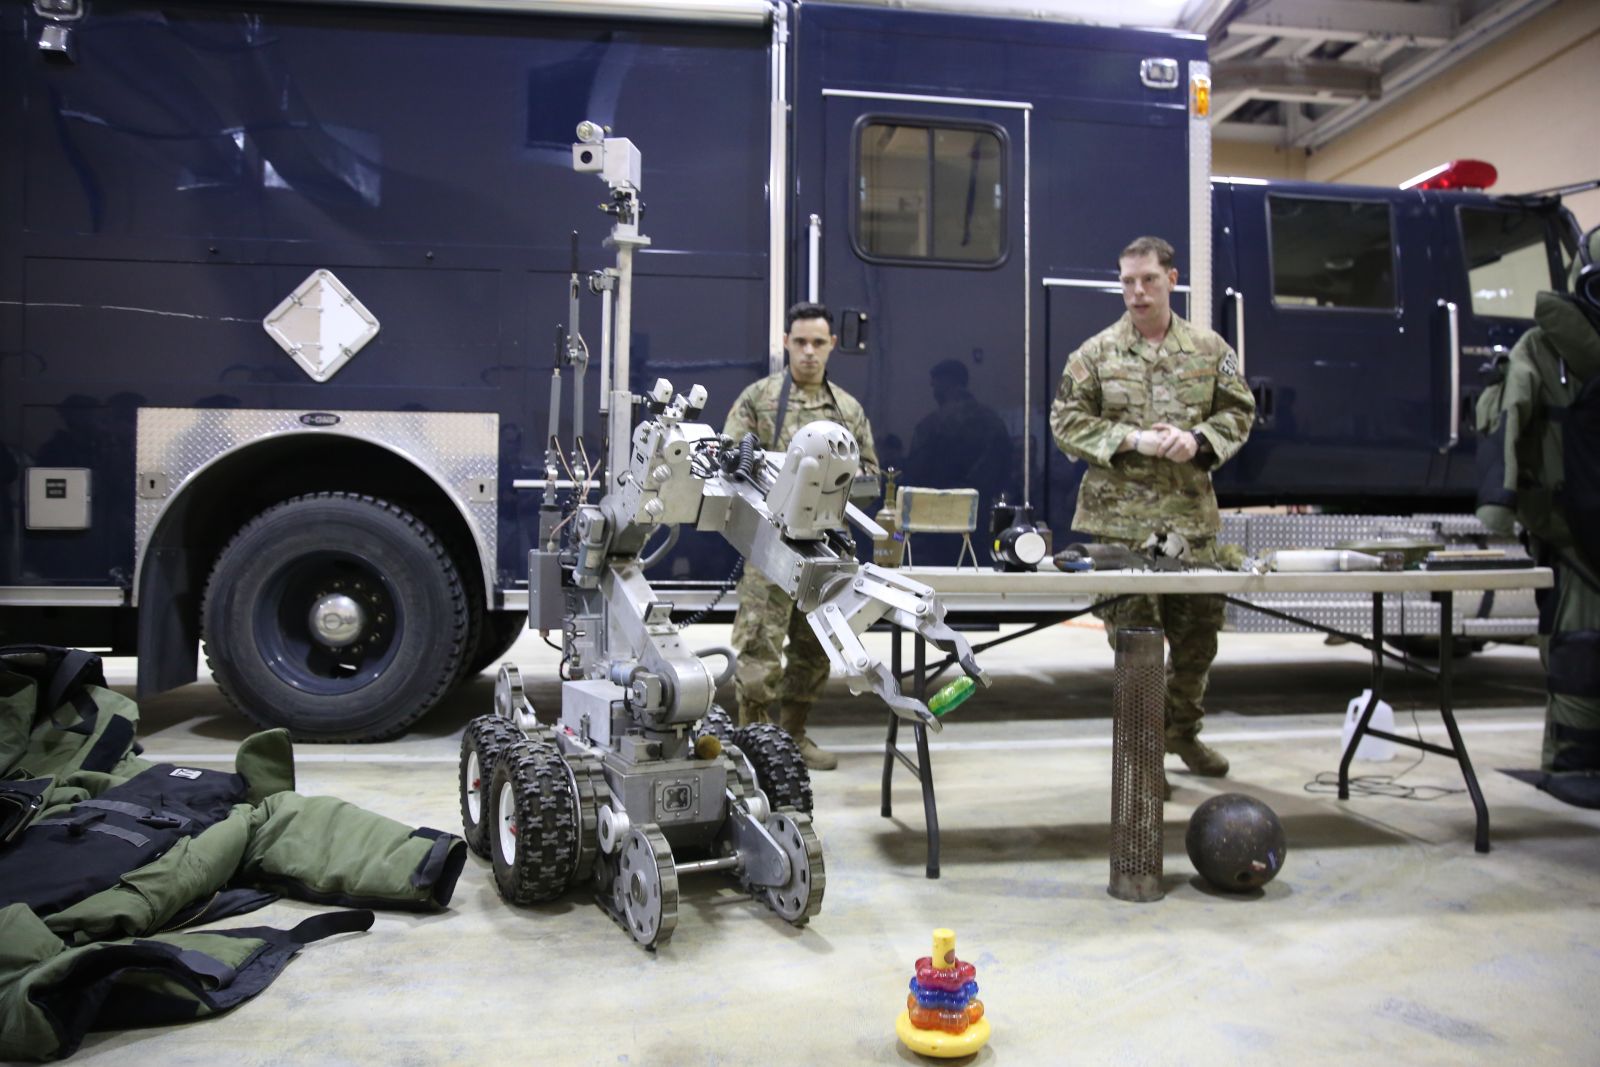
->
<box><xmin>1125</xmin><ymin>423</ymin><xmax>1200</xmax><ymax>463</ymax></box>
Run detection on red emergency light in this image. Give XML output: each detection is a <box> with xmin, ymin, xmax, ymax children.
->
<box><xmin>1398</xmin><ymin>159</ymin><xmax>1498</xmax><ymax>191</ymax></box>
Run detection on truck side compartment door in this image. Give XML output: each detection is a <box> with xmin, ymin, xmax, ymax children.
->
<box><xmin>805</xmin><ymin>94</ymin><xmax>1027</xmax><ymax>561</ymax></box>
<box><xmin>1215</xmin><ymin>183</ymin><xmax>1434</xmax><ymax>503</ymax></box>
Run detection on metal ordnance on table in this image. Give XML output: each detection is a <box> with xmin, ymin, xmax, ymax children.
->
<box><xmin>458</xmin><ymin>125</ymin><xmax>988</xmax><ymax>949</ymax></box>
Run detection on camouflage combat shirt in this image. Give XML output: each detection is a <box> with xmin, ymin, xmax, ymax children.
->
<box><xmin>723</xmin><ymin>371</ymin><xmax>879</xmax><ymax>473</ymax></box>
<box><xmin>1050</xmin><ymin>312</ymin><xmax>1254</xmax><ymax>539</ymax></box>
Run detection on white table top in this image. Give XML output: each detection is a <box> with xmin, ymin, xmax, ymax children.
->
<box><xmin>895</xmin><ymin>565</ymin><xmax>1553</xmax><ymax>614</ymax></box>
<box><xmin>507</xmin><ymin>566</ymin><xmax>1551</xmax><ymax>617</ymax></box>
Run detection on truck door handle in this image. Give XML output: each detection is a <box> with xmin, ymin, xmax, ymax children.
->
<box><xmin>1225</xmin><ymin>287</ymin><xmax>1245</xmax><ymax>375</ymax></box>
<box><xmin>1438</xmin><ymin>298</ymin><xmax>1460</xmax><ymax>453</ymax></box>
<box><xmin>1248</xmin><ymin>377</ymin><xmax>1273</xmax><ymax>428</ymax></box>
<box><xmin>840</xmin><ymin>308</ymin><xmax>868</xmax><ymax>353</ymax></box>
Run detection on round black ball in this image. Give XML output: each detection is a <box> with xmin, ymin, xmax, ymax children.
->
<box><xmin>1185</xmin><ymin>793</ymin><xmax>1287</xmax><ymax>892</ymax></box>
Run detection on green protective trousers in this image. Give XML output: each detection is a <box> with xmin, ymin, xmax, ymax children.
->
<box><xmin>1539</xmin><ymin>550</ymin><xmax>1600</xmax><ymax>773</ymax></box>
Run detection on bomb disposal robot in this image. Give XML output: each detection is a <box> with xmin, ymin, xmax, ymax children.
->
<box><xmin>458</xmin><ymin>124</ymin><xmax>987</xmax><ymax>949</ymax></box>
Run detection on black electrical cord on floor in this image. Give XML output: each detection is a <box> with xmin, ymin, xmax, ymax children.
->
<box><xmin>1302</xmin><ymin>595</ymin><xmax>1467</xmax><ymax>802</ymax></box>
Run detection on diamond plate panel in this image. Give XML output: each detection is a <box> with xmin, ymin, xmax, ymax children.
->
<box><xmin>1462</xmin><ymin>617</ymin><xmax>1539</xmax><ymax>637</ymax></box>
<box><xmin>134</xmin><ymin>408</ymin><xmax>497</xmax><ymax>604</ymax></box>
<box><xmin>1226</xmin><ymin>595</ymin><xmax>1440</xmax><ymax>636</ymax></box>
<box><xmin>1219</xmin><ymin>512</ymin><xmax>1516</xmax><ymax>554</ymax></box>
<box><xmin>1219</xmin><ymin>512</ymin><xmax>1533</xmax><ymax>639</ymax></box>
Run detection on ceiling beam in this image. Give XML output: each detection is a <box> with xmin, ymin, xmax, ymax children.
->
<box><xmin>1292</xmin><ymin>0</ymin><xmax>1561</xmax><ymax>149</ymax></box>
<box><xmin>1209</xmin><ymin>89</ymin><xmax>1261</xmax><ymax>124</ymax></box>
<box><xmin>1231</xmin><ymin>0</ymin><xmax>1455</xmax><ymax>46</ymax></box>
<box><xmin>1341</xmin><ymin>35</ymin><xmax>1417</xmax><ymax>66</ymax></box>
<box><xmin>1216</xmin><ymin>57</ymin><xmax>1383</xmax><ymax>98</ymax></box>
<box><xmin>1178</xmin><ymin>0</ymin><xmax>1242</xmax><ymax>33</ymax></box>
<box><xmin>1210</xmin><ymin>32</ymin><xmax>1266</xmax><ymax>61</ymax></box>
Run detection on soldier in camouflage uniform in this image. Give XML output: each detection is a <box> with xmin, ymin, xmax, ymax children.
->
<box><xmin>1050</xmin><ymin>236</ymin><xmax>1255</xmax><ymax>786</ymax></box>
<box><xmin>724</xmin><ymin>302</ymin><xmax>879</xmax><ymax>770</ymax></box>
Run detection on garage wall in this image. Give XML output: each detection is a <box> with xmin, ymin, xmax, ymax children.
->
<box><xmin>1212</xmin><ymin>140</ymin><xmax>1307</xmax><ymax>181</ymax></box>
<box><xmin>1211</xmin><ymin>0</ymin><xmax>1597</xmax><ymax>234</ymax></box>
<box><xmin>1305</xmin><ymin>0</ymin><xmax>1600</xmax><ymax>231</ymax></box>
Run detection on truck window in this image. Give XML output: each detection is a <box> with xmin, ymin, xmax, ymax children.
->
<box><xmin>1267</xmin><ymin>195</ymin><xmax>1395</xmax><ymax>310</ymax></box>
<box><xmin>855</xmin><ymin>121</ymin><xmax>1005</xmax><ymax>265</ymax></box>
<box><xmin>1459</xmin><ymin>207</ymin><xmax>1559</xmax><ymax>320</ymax></box>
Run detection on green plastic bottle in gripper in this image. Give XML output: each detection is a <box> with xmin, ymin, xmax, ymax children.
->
<box><xmin>928</xmin><ymin>676</ymin><xmax>976</xmax><ymax>717</ymax></box>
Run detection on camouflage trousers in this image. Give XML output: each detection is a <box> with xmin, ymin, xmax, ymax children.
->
<box><xmin>1537</xmin><ymin>549</ymin><xmax>1600</xmax><ymax>773</ymax></box>
<box><xmin>1092</xmin><ymin>536</ymin><xmax>1226</xmax><ymax>742</ymax></box>
<box><xmin>729</xmin><ymin>570</ymin><xmax>831</xmax><ymax>739</ymax></box>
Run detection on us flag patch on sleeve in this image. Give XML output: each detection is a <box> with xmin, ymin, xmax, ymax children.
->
<box><xmin>1068</xmin><ymin>357</ymin><xmax>1090</xmax><ymax>384</ymax></box>
<box><xmin>1220</xmin><ymin>350</ymin><xmax>1238</xmax><ymax>377</ymax></box>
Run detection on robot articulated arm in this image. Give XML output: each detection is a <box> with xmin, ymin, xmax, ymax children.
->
<box><xmin>559</xmin><ymin>378</ymin><xmax>987</xmax><ymax>734</ymax></box>
<box><xmin>700</xmin><ymin>419</ymin><xmax>986</xmax><ymax>726</ymax></box>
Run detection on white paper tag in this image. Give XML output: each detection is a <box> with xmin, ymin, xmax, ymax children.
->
<box><xmin>168</xmin><ymin>767</ymin><xmax>203</xmax><ymax>780</ymax></box>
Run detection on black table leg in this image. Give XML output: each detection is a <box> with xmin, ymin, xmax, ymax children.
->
<box><xmin>914</xmin><ymin>636</ymin><xmax>940</xmax><ymax>878</ymax></box>
<box><xmin>1436</xmin><ymin>591</ymin><xmax>1491</xmax><ymax>852</ymax></box>
<box><xmin>881</xmin><ymin>630</ymin><xmax>940</xmax><ymax>876</ymax></box>
<box><xmin>1332</xmin><ymin>590</ymin><xmax>1491</xmax><ymax>852</ymax></box>
<box><xmin>1339</xmin><ymin>592</ymin><xmax>1386</xmax><ymax>799</ymax></box>
<box><xmin>882</xmin><ymin>629</ymin><xmax>902</xmax><ymax>818</ymax></box>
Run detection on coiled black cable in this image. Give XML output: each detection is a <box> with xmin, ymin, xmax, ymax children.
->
<box><xmin>677</xmin><ymin>556</ymin><xmax>745</xmax><ymax>628</ymax></box>
<box><xmin>735</xmin><ymin>432</ymin><xmax>760</xmax><ymax>480</ymax></box>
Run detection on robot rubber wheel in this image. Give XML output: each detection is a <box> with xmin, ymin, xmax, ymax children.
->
<box><xmin>615</xmin><ymin>825</ymin><xmax>679</xmax><ymax>949</ymax></box>
<box><xmin>732</xmin><ymin>723</ymin><xmax>814</xmax><ymax>813</ymax></box>
<box><xmin>761</xmin><ymin>810</ymin><xmax>826</xmax><ymax>925</ymax></box>
<box><xmin>489</xmin><ymin>738</ymin><xmax>580</xmax><ymax>905</ymax></box>
<box><xmin>459</xmin><ymin>714</ymin><xmax>523</xmax><ymax>858</ymax></box>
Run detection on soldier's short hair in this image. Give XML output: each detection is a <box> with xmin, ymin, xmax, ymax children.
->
<box><xmin>1119</xmin><ymin>236</ymin><xmax>1176</xmax><ymax>270</ymax></box>
<box><xmin>785</xmin><ymin>301</ymin><xmax>832</xmax><ymax>332</ymax></box>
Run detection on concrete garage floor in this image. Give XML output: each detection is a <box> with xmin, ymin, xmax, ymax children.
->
<box><xmin>70</xmin><ymin>623</ymin><xmax>1600</xmax><ymax>1066</ymax></box>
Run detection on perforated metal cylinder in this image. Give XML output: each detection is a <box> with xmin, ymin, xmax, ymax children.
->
<box><xmin>1109</xmin><ymin>626</ymin><xmax>1166</xmax><ymax>902</ymax></box>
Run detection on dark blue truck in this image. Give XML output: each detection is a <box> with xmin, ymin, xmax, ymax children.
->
<box><xmin>1</xmin><ymin>0</ymin><xmax>1582</xmax><ymax>738</ymax></box>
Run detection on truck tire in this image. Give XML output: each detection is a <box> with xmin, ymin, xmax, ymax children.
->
<box><xmin>201</xmin><ymin>492</ymin><xmax>469</xmax><ymax>742</ymax></box>
<box><xmin>465</xmin><ymin>611</ymin><xmax>529</xmax><ymax>678</ymax></box>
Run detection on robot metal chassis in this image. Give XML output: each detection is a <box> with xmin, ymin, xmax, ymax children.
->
<box><xmin>458</xmin><ymin>123</ymin><xmax>985</xmax><ymax>949</ymax></box>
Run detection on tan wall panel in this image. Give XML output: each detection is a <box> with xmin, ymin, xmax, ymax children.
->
<box><xmin>1305</xmin><ymin>0</ymin><xmax>1600</xmax><ymax>230</ymax></box>
<box><xmin>1213</xmin><ymin>141</ymin><xmax>1308</xmax><ymax>181</ymax></box>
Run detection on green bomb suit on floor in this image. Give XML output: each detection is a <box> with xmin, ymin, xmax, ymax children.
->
<box><xmin>0</xmin><ymin>647</ymin><xmax>467</xmax><ymax>1060</ymax></box>
<box><xmin>1050</xmin><ymin>311</ymin><xmax>1256</xmax><ymax>754</ymax></box>
<box><xmin>1475</xmin><ymin>226</ymin><xmax>1600</xmax><ymax>807</ymax></box>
